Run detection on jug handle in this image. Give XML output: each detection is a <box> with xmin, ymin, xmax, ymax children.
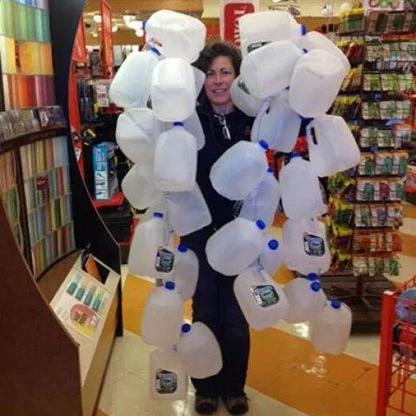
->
<box><xmin>258</xmin><ymin>267</ymin><xmax>274</xmax><ymax>285</ymax></box>
<box><xmin>253</xmin><ymin>99</ymin><xmax>272</xmax><ymax>141</ymax></box>
<box><xmin>306</xmin><ymin>123</ymin><xmax>318</xmax><ymax>150</ymax></box>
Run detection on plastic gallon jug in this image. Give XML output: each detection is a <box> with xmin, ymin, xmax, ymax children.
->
<box><xmin>128</xmin><ymin>212</ymin><xmax>168</xmax><ymax>277</ymax></box>
<box><xmin>239</xmin><ymin>168</ymin><xmax>281</xmax><ymax>228</ymax></box>
<box><xmin>173</xmin><ymin>244</ymin><xmax>199</xmax><ymax>301</ymax></box>
<box><xmin>149</xmin><ymin>347</ymin><xmax>188</xmax><ymax>400</ymax></box>
<box><xmin>240</xmin><ymin>40</ymin><xmax>302</xmax><ymax>99</ymax></box>
<box><xmin>205</xmin><ymin>218</ymin><xmax>266</xmax><ymax>276</ymax></box>
<box><xmin>210</xmin><ymin>140</ymin><xmax>269</xmax><ymax>200</ymax></box>
<box><xmin>145</xmin><ymin>10</ymin><xmax>206</xmax><ymax>63</ymax></box>
<box><xmin>283</xmin><ymin>277</ymin><xmax>327</xmax><ymax>323</ymax></box>
<box><xmin>122</xmin><ymin>163</ymin><xmax>162</xmax><ymax>210</ymax></box>
<box><xmin>164</xmin><ymin>184</ymin><xmax>212</xmax><ymax>237</ymax></box>
<box><xmin>176</xmin><ymin>323</ymin><xmax>222</xmax><ymax>379</ymax></box>
<box><xmin>238</xmin><ymin>11</ymin><xmax>302</xmax><ymax>56</ymax></box>
<box><xmin>109</xmin><ymin>47</ymin><xmax>160</xmax><ymax>108</ymax></box>
<box><xmin>193</xmin><ymin>67</ymin><xmax>206</xmax><ymax>97</ymax></box>
<box><xmin>258</xmin><ymin>238</ymin><xmax>285</xmax><ymax>277</ymax></box>
<box><xmin>153</xmin><ymin>123</ymin><xmax>197</xmax><ymax>192</ymax></box>
<box><xmin>298</xmin><ymin>31</ymin><xmax>350</xmax><ymax>72</ymax></box>
<box><xmin>234</xmin><ymin>267</ymin><xmax>289</xmax><ymax>330</ymax></box>
<box><xmin>230</xmin><ymin>75</ymin><xmax>265</xmax><ymax>117</ymax></box>
<box><xmin>283</xmin><ymin>217</ymin><xmax>331</xmax><ymax>275</ymax></box>
<box><xmin>279</xmin><ymin>155</ymin><xmax>327</xmax><ymax>219</ymax></box>
<box><xmin>251</xmin><ymin>91</ymin><xmax>301</xmax><ymax>153</ymax></box>
<box><xmin>151</xmin><ymin>58</ymin><xmax>196</xmax><ymax>122</ymax></box>
<box><xmin>307</xmin><ymin>115</ymin><xmax>361</xmax><ymax>177</ymax></box>
<box><xmin>142</xmin><ymin>281</ymin><xmax>184</xmax><ymax>347</ymax></box>
<box><xmin>289</xmin><ymin>49</ymin><xmax>348</xmax><ymax>118</ymax></box>
<box><xmin>310</xmin><ymin>300</ymin><xmax>352</xmax><ymax>355</ymax></box>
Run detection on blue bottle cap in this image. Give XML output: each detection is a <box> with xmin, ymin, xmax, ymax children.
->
<box><xmin>302</xmin><ymin>48</ymin><xmax>308</xmax><ymax>54</ymax></box>
<box><xmin>268</xmin><ymin>239</ymin><xmax>279</xmax><ymax>250</ymax></box>
<box><xmin>291</xmin><ymin>153</ymin><xmax>301</xmax><ymax>159</ymax></box>
<box><xmin>256</xmin><ymin>220</ymin><xmax>266</xmax><ymax>230</ymax></box>
<box><xmin>173</xmin><ymin>121</ymin><xmax>184</xmax><ymax>127</ymax></box>
<box><xmin>307</xmin><ymin>272</ymin><xmax>319</xmax><ymax>281</ymax></box>
<box><xmin>258</xmin><ymin>140</ymin><xmax>269</xmax><ymax>150</ymax></box>
<box><xmin>311</xmin><ymin>281</ymin><xmax>321</xmax><ymax>292</ymax></box>
<box><xmin>143</xmin><ymin>20</ymin><xmax>147</xmax><ymax>30</ymax></box>
<box><xmin>178</xmin><ymin>243</ymin><xmax>188</xmax><ymax>253</ymax></box>
<box><xmin>285</xmin><ymin>86</ymin><xmax>290</xmax><ymax>91</ymax></box>
<box><xmin>149</xmin><ymin>46</ymin><xmax>160</xmax><ymax>56</ymax></box>
<box><xmin>181</xmin><ymin>323</ymin><xmax>191</xmax><ymax>333</ymax></box>
<box><xmin>331</xmin><ymin>300</ymin><xmax>341</xmax><ymax>309</ymax></box>
<box><xmin>301</xmin><ymin>24</ymin><xmax>307</xmax><ymax>36</ymax></box>
<box><xmin>153</xmin><ymin>212</ymin><xmax>164</xmax><ymax>218</ymax></box>
<box><xmin>267</xmin><ymin>167</ymin><xmax>274</xmax><ymax>174</ymax></box>
<box><xmin>165</xmin><ymin>281</ymin><xmax>175</xmax><ymax>290</ymax></box>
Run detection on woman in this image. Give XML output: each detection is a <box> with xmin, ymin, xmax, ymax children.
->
<box><xmin>181</xmin><ymin>42</ymin><xmax>253</xmax><ymax>415</ymax></box>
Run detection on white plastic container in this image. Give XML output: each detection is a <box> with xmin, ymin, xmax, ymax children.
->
<box><xmin>121</xmin><ymin>163</ymin><xmax>163</xmax><ymax>210</ymax></box>
<box><xmin>283</xmin><ymin>277</ymin><xmax>327</xmax><ymax>323</ymax></box>
<box><xmin>109</xmin><ymin>47</ymin><xmax>160</xmax><ymax>108</ymax></box>
<box><xmin>145</xmin><ymin>10</ymin><xmax>206</xmax><ymax>63</ymax></box>
<box><xmin>176</xmin><ymin>322</ymin><xmax>222</xmax><ymax>379</ymax></box>
<box><xmin>164</xmin><ymin>184</ymin><xmax>212</xmax><ymax>237</ymax></box>
<box><xmin>251</xmin><ymin>91</ymin><xmax>301</xmax><ymax>153</ymax></box>
<box><xmin>239</xmin><ymin>168</ymin><xmax>281</xmax><ymax>228</ymax></box>
<box><xmin>289</xmin><ymin>49</ymin><xmax>348</xmax><ymax>118</ymax></box>
<box><xmin>128</xmin><ymin>212</ymin><xmax>168</xmax><ymax>277</ymax></box>
<box><xmin>173</xmin><ymin>244</ymin><xmax>199</xmax><ymax>301</ymax></box>
<box><xmin>280</xmin><ymin>155</ymin><xmax>327</xmax><ymax>219</ymax></box>
<box><xmin>210</xmin><ymin>140</ymin><xmax>269</xmax><ymax>200</ymax></box>
<box><xmin>153</xmin><ymin>123</ymin><xmax>197</xmax><ymax>192</ymax></box>
<box><xmin>142</xmin><ymin>281</ymin><xmax>184</xmax><ymax>347</ymax></box>
<box><xmin>310</xmin><ymin>300</ymin><xmax>352</xmax><ymax>355</ymax></box>
<box><xmin>307</xmin><ymin>114</ymin><xmax>361</xmax><ymax>177</ymax></box>
<box><xmin>230</xmin><ymin>75</ymin><xmax>265</xmax><ymax>117</ymax></box>
<box><xmin>149</xmin><ymin>347</ymin><xmax>188</xmax><ymax>400</ymax></box>
<box><xmin>193</xmin><ymin>67</ymin><xmax>206</xmax><ymax>97</ymax></box>
<box><xmin>151</xmin><ymin>58</ymin><xmax>196</xmax><ymax>122</ymax></box>
<box><xmin>238</xmin><ymin>11</ymin><xmax>302</xmax><ymax>56</ymax></box>
<box><xmin>240</xmin><ymin>40</ymin><xmax>302</xmax><ymax>99</ymax></box>
<box><xmin>283</xmin><ymin>217</ymin><xmax>331</xmax><ymax>275</ymax></box>
<box><xmin>258</xmin><ymin>238</ymin><xmax>285</xmax><ymax>277</ymax></box>
<box><xmin>234</xmin><ymin>267</ymin><xmax>289</xmax><ymax>330</ymax></box>
<box><xmin>206</xmin><ymin>218</ymin><xmax>266</xmax><ymax>276</ymax></box>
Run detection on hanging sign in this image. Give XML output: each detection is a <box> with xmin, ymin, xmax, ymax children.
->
<box><xmin>72</xmin><ymin>15</ymin><xmax>87</xmax><ymax>63</ymax></box>
<box><xmin>100</xmin><ymin>0</ymin><xmax>114</xmax><ymax>71</ymax></box>
<box><xmin>363</xmin><ymin>0</ymin><xmax>404</xmax><ymax>13</ymax></box>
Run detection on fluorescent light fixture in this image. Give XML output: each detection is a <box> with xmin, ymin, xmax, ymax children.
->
<box><xmin>93</xmin><ymin>14</ymin><xmax>102</xmax><ymax>23</ymax></box>
<box><xmin>112</xmin><ymin>25</ymin><xmax>119</xmax><ymax>32</ymax></box>
<box><xmin>123</xmin><ymin>14</ymin><xmax>135</xmax><ymax>24</ymax></box>
<box><xmin>135</xmin><ymin>29</ymin><xmax>144</xmax><ymax>37</ymax></box>
<box><xmin>92</xmin><ymin>32</ymin><xmax>98</xmax><ymax>38</ymax></box>
<box><xmin>126</xmin><ymin>20</ymin><xmax>143</xmax><ymax>30</ymax></box>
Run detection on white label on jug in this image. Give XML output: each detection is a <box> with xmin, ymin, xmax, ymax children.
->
<box><xmin>155</xmin><ymin>247</ymin><xmax>175</xmax><ymax>273</ymax></box>
<box><xmin>250</xmin><ymin>285</ymin><xmax>279</xmax><ymax>308</ymax></box>
<box><xmin>247</xmin><ymin>41</ymin><xmax>270</xmax><ymax>53</ymax></box>
<box><xmin>156</xmin><ymin>369</ymin><xmax>178</xmax><ymax>394</ymax></box>
<box><xmin>303</xmin><ymin>233</ymin><xmax>325</xmax><ymax>257</ymax></box>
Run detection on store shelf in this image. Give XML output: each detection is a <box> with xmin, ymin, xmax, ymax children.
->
<box><xmin>93</xmin><ymin>191</ymin><xmax>124</xmax><ymax>209</ymax></box>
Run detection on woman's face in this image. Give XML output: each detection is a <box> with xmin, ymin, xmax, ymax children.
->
<box><xmin>204</xmin><ymin>55</ymin><xmax>236</xmax><ymax>108</ymax></box>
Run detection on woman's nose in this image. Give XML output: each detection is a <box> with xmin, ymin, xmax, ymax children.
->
<box><xmin>214</xmin><ymin>73</ymin><xmax>222</xmax><ymax>83</ymax></box>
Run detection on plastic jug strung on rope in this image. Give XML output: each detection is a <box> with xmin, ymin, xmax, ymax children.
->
<box><xmin>172</xmin><ymin>244</ymin><xmax>199</xmax><ymax>301</ymax></box>
<box><xmin>310</xmin><ymin>300</ymin><xmax>352</xmax><ymax>355</ymax></box>
<box><xmin>258</xmin><ymin>237</ymin><xmax>285</xmax><ymax>277</ymax></box>
<box><xmin>128</xmin><ymin>212</ymin><xmax>168</xmax><ymax>278</ymax></box>
<box><xmin>234</xmin><ymin>266</ymin><xmax>289</xmax><ymax>330</ymax></box>
<box><xmin>145</xmin><ymin>10</ymin><xmax>206</xmax><ymax>63</ymax></box>
<box><xmin>164</xmin><ymin>184</ymin><xmax>212</xmax><ymax>237</ymax></box>
<box><xmin>230</xmin><ymin>75</ymin><xmax>265</xmax><ymax>117</ymax></box>
<box><xmin>176</xmin><ymin>323</ymin><xmax>222</xmax><ymax>379</ymax></box>
<box><xmin>193</xmin><ymin>67</ymin><xmax>206</xmax><ymax>97</ymax></box>
<box><xmin>282</xmin><ymin>217</ymin><xmax>331</xmax><ymax>275</ymax></box>
<box><xmin>142</xmin><ymin>281</ymin><xmax>184</xmax><ymax>347</ymax></box>
<box><xmin>251</xmin><ymin>90</ymin><xmax>301</xmax><ymax>153</ymax></box>
<box><xmin>151</xmin><ymin>58</ymin><xmax>196</xmax><ymax>122</ymax></box>
<box><xmin>307</xmin><ymin>114</ymin><xmax>361</xmax><ymax>177</ymax></box>
<box><xmin>206</xmin><ymin>218</ymin><xmax>266</xmax><ymax>276</ymax></box>
<box><xmin>149</xmin><ymin>346</ymin><xmax>188</xmax><ymax>400</ymax></box>
<box><xmin>238</xmin><ymin>10</ymin><xmax>302</xmax><ymax>56</ymax></box>
<box><xmin>279</xmin><ymin>155</ymin><xmax>327</xmax><ymax>219</ymax></box>
<box><xmin>239</xmin><ymin>168</ymin><xmax>281</xmax><ymax>228</ymax></box>
<box><xmin>289</xmin><ymin>49</ymin><xmax>348</xmax><ymax>118</ymax></box>
<box><xmin>210</xmin><ymin>140</ymin><xmax>269</xmax><ymax>201</ymax></box>
<box><xmin>121</xmin><ymin>163</ymin><xmax>162</xmax><ymax>210</ymax></box>
<box><xmin>153</xmin><ymin>123</ymin><xmax>197</xmax><ymax>192</ymax></box>
<box><xmin>283</xmin><ymin>274</ymin><xmax>327</xmax><ymax>323</ymax></box>
<box><xmin>240</xmin><ymin>40</ymin><xmax>302</xmax><ymax>99</ymax></box>
<box><xmin>109</xmin><ymin>47</ymin><xmax>160</xmax><ymax>108</ymax></box>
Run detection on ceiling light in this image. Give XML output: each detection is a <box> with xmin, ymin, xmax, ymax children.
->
<box><xmin>126</xmin><ymin>20</ymin><xmax>143</xmax><ymax>30</ymax></box>
<box><xmin>92</xmin><ymin>32</ymin><xmax>98</xmax><ymax>38</ymax></box>
<box><xmin>123</xmin><ymin>14</ymin><xmax>135</xmax><ymax>24</ymax></box>
<box><xmin>135</xmin><ymin>29</ymin><xmax>144</xmax><ymax>37</ymax></box>
<box><xmin>112</xmin><ymin>25</ymin><xmax>119</xmax><ymax>32</ymax></box>
<box><xmin>93</xmin><ymin>14</ymin><xmax>102</xmax><ymax>23</ymax></box>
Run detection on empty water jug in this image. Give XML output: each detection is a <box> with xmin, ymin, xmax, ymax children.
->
<box><xmin>239</xmin><ymin>168</ymin><xmax>281</xmax><ymax>228</ymax></box>
<box><xmin>310</xmin><ymin>300</ymin><xmax>352</xmax><ymax>355</ymax></box>
<box><xmin>234</xmin><ymin>266</ymin><xmax>289</xmax><ymax>330</ymax></box>
<box><xmin>289</xmin><ymin>49</ymin><xmax>348</xmax><ymax>118</ymax></box>
<box><xmin>173</xmin><ymin>244</ymin><xmax>199</xmax><ymax>301</ymax></box>
<box><xmin>193</xmin><ymin>67</ymin><xmax>206</xmax><ymax>97</ymax></box>
<box><xmin>206</xmin><ymin>218</ymin><xmax>266</xmax><ymax>276</ymax></box>
<box><xmin>280</xmin><ymin>155</ymin><xmax>327</xmax><ymax>219</ymax></box>
<box><xmin>210</xmin><ymin>140</ymin><xmax>269</xmax><ymax>200</ymax></box>
<box><xmin>251</xmin><ymin>91</ymin><xmax>301</xmax><ymax>153</ymax></box>
<box><xmin>109</xmin><ymin>47</ymin><xmax>160</xmax><ymax>108</ymax></box>
<box><xmin>149</xmin><ymin>347</ymin><xmax>188</xmax><ymax>400</ymax></box>
<box><xmin>283</xmin><ymin>217</ymin><xmax>331</xmax><ymax>275</ymax></box>
<box><xmin>151</xmin><ymin>58</ymin><xmax>196</xmax><ymax>122</ymax></box>
<box><xmin>142</xmin><ymin>281</ymin><xmax>184</xmax><ymax>347</ymax></box>
<box><xmin>176</xmin><ymin>323</ymin><xmax>222</xmax><ymax>379</ymax></box>
<box><xmin>164</xmin><ymin>184</ymin><xmax>212</xmax><ymax>236</ymax></box>
<box><xmin>283</xmin><ymin>276</ymin><xmax>327</xmax><ymax>323</ymax></box>
<box><xmin>145</xmin><ymin>10</ymin><xmax>206</xmax><ymax>63</ymax></box>
<box><xmin>258</xmin><ymin>237</ymin><xmax>285</xmax><ymax>277</ymax></box>
<box><xmin>240</xmin><ymin>40</ymin><xmax>302</xmax><ymax>99</ymax></box>
<box><xmin>307</xmin><ymin>115</ymin><xmax>361</xmax><ymax>177</ymax></box>
<box><xmin>153</xmin><ymin>123</ymin><xmax>197</xmax><ymax>192</ymax></box>
<box><xmin>230</xmin><ymin>75</ymin><xmax>264</xmax><ymax>117</ymax></box>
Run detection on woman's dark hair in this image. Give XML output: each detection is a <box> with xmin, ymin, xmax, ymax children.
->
<box><xmin>193</xmin><ymin>41</ymin><xmax>242</xmax><ymax>76</ymax></box>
